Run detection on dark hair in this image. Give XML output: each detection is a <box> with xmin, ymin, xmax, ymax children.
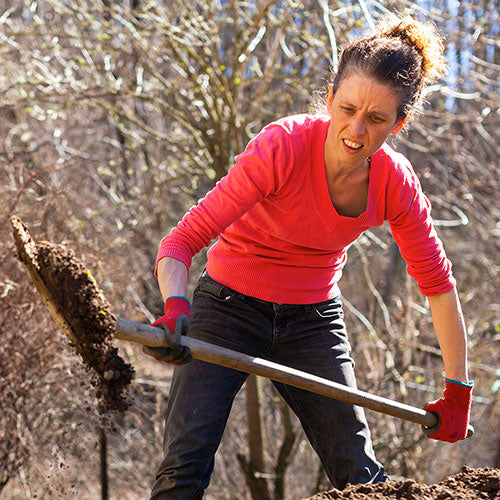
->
<box><xmin>329</xmin><ymin>16</ymin><xmax>447</xmax><ymax>120</ymax></box>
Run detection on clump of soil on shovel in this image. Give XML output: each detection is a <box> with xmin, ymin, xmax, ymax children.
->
<box><xmin>11</xmin><ymin>216</ymin><xmax>134</xmax><ymax>413</ymax></box>
<box><xmin>305</xmin><ymin>466</ymin><xmax>499</xmax><ymax>500</ymax></box>
<box><xmin>36</xmin><ymin>242</ymin><xmax>135</xmax><ymax>413</ymax></box>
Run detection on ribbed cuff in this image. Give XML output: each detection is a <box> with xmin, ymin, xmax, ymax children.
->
<box><xmin>445</xmin><ymin>378</ymin><xmax>474</xmax><ymax>388</ymax></box>
<box><xmin>167</xmin><ymin>295</ymin><xmax>192</xmax><ymax>308</ymax></box>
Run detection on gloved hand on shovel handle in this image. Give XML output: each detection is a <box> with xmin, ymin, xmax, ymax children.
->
<box><xmin>423</xmin><ymin>378</ymin><xmax>473</xmax><ymax>443</ymax></box>
<box><xmin>143</xmin><ymin>296</ymin><xmax>192</xmax><ymax>365</ymax></box>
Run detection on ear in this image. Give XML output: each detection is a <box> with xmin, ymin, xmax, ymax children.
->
<box><xmin>390</xmin><ymin>113</ymin><xmax>412</xmax><ymax>134</ymax></box>
<box><xmin>327</xmin><ymin>84</ymin><xmax>334</xmax><ymax>112</ymax></box>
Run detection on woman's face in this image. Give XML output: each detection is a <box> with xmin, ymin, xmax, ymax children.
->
<box><xmin>326</xmin><ymin>72</ymin><xmax>406</xmax><ymax>168</ymax></box>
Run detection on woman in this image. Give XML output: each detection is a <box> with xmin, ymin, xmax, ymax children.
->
<box><xmin>145</xmin><ymin>16</ymin><xmax>473</xmax><ymax>499</ymax></box>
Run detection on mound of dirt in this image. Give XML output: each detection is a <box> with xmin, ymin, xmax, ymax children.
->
<box><xmin>11</xmin><ymin>216</ymin><xmax>134</xmax><ymax>413</ymax></box>
<box><xmin>305</xmin><ymin>466</ymin><xmax>500</xmax><ymax>500</ymax></box>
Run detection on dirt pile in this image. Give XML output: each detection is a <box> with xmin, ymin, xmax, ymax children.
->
<box><xmin>305</xmin><ymin>466</ymin><xmax>500</xmax><ymax>500</ymax></box>
<box><xmin>11</xmin><ymin>216</ymin><xmax>134</xmax><ymax>413</ymax></box>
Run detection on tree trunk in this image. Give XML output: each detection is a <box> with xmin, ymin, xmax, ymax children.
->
<box><xmin>99</xmin><ymin>425</ymin><xmax>109</xmax><ymax>500</ymax></box>
<box><xmin>237</xmin><ymin>375</ymin><xmax>272</xmax><ymax>500</ymax></box>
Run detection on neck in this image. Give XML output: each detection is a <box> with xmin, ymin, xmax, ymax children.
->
<box><xmin>324</xmin><ymin>140</ymin><xmax>370</xmax><ymax>180</ymax></box>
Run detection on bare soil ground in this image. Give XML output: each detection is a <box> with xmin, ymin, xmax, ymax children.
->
<box><xmin>306</xmin><ymin>466</ymin><xmax>500</xmax><ymax>500</ymax></box>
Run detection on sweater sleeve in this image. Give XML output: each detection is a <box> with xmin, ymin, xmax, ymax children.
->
<box><xmin>155</xmin><ymin>123</ymin><xmax>292</xmax><ymax>275</ymax></box>
<box><xmin>387</xmin><ymin>161</ymin><xmax>456</xmax><ymax>296</ymax></box>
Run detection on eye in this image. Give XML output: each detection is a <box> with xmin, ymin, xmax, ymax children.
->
<box><xmin>341</xmin><ymin>106</ymin><xmax>355</xmax><ymax>114</ymax></box>
<box><xmin>370</xmin><ymin>115</ymin><xmax>385</xmax><ymax>123</ymax></box>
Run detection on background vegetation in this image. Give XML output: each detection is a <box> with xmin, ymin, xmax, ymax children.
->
<box><xmin>1</xmin><ymin>0</ymin><xmax>498</xmax><ymax>499</ymax></box>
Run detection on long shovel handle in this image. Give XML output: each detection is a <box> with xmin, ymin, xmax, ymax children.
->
<box><xmin>115</xmin><ymin>318</ymin><xmax>473</xmax><ymax>437</ymax></box>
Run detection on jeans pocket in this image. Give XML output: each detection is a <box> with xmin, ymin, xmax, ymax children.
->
<box><xmin>312</xmin><ymin>298</ymin><xmax>344</xmax><ymax>319</ymax></box>
<box><xmin>194</xmin><ymin>275</ymin><xmax>237</xmax><ymax>303</ymax></box>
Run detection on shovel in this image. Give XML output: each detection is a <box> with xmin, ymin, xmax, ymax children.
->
<box><xmin>115</xmin><ymin>318</ymin><xmax>473</xmax><ymax>437</ymax></box>
<box><xmin>11</xmin><ymin>215</ymin><xmax>473</xmax><ymax>438</ymax></box>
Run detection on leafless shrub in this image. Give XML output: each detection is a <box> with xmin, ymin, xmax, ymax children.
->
<box><xmin>0</xmin><ymin>0</ymin><xmax>498</xmax><ymax>498</ymax></box>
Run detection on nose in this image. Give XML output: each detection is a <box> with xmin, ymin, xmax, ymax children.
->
<box><xmin>349</xmin><ymin>115</ymin><xmax>366</xmax><ymax>136</ymax></box>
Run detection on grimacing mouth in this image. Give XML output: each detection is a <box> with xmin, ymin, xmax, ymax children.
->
<box><xmin>343</xmin><ymin>138</ymin><xmax>363</xmax><ymax>150</ymax></box>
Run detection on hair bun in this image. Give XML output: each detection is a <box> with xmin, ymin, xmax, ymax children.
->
<box><xmin>376</xmin><ymin>16</ymin><xmax>447</xmax><ymax>84</ymax></box>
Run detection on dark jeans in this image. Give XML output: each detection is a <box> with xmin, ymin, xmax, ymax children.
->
<box><xmin>150</xmin><ymin>272</ymin><xmax>386</xmax><ymax>499</ymax></box>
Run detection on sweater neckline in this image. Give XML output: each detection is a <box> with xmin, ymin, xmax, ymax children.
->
<box><xmin>314</xmin><ymin>118</ymin><xmax>375</xmax><ymax>227</ymax></box>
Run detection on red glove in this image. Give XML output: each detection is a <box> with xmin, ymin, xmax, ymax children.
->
<box><xmin>143</xmin><ymin>296</ymin><xmax>192</xmax><ymax>365</ymax></box>
<box><xmin>424</xmin><ymin>378</ymin><xmax>473</xmax><ymax>443</ymax></box>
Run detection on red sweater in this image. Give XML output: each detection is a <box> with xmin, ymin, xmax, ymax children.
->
<box><xmin>156</xmin><ymin>114</ymin><xmax>455</xmax><ymax>304</ymax></box>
